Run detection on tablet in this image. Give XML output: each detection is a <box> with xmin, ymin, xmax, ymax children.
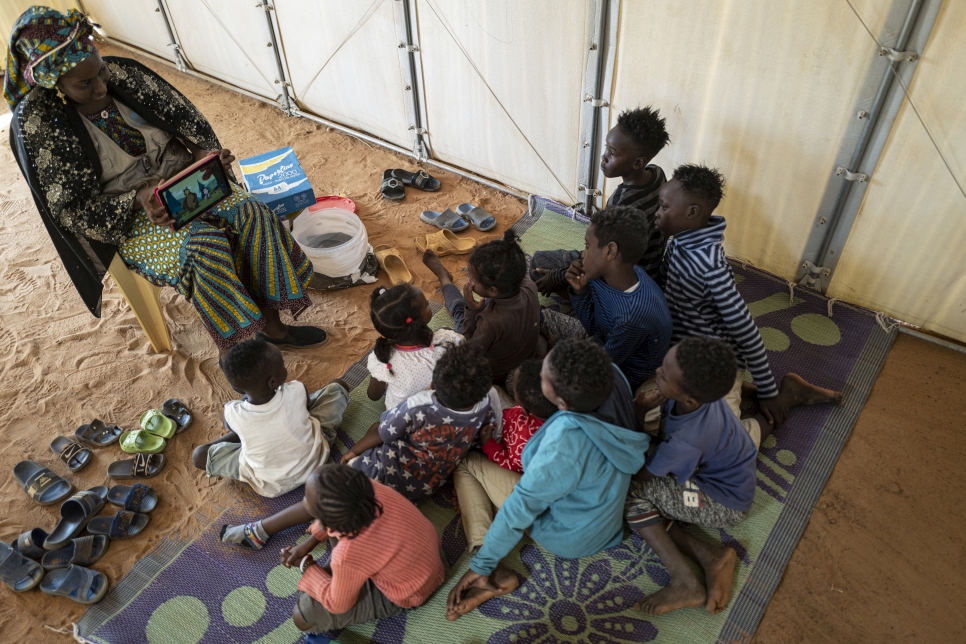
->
<box><xmin>154</xmin><ymin>154</ymin><xmax>232</xmax><ymax>230</ymax></box>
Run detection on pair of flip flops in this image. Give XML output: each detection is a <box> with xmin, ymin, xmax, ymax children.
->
<box><xmin>0</xmin><ymin>543</ymin><xmax>109</xmax><ymax>604</ymax></box>
<box><xmin>49</xmin><ymin>484</ymin><xmax>153</xmax><ymax>545</ymax></box>
<box><xmin>415</xmin><ymin>229</ymin><xmax>478</xmax><ymax>257</ymax></box>
<box><xmin>381</xmin><ymin>168</ymin><xmax>441</xmax><ymax>200</ymax></box>
<box><xmin>420</xmin><ymin>203</ymin><xmax>496</xmax><ymax>232</ymax></box>
<box><xmin>118</xmin><ymin>402</ymin><xmax>192</xmax><ymax>454</ymax></box>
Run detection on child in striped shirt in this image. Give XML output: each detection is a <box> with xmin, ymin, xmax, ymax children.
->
<box><xmin>656</xmin><ymin>163</ymin><xmax>842</xmax><ymax>432</ymax></box>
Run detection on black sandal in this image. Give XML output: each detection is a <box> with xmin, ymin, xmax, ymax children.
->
<box><xmin>380</xmin><ymin>169</ymin><xmax>406</xmax><ymax>200</ymax></box>
<box><xmin>258</xmin><ymin>326</ymin><xmax>328</xmax><ymax>348</ymax></box>
<box><xmin>161</xmin><ymin>399</ymin><xmax>193</xmax><ymax>433</ymax></box>
<box><xmin>392</xmin><ymin>168</ymin><xmax>441</xmax><ymax>192</ymax></box>
<box><xmin>50</xmin><ymin>436</ymin><xmax>93</xmax><ymax>472</ymax></box>
<box><xmin>74</xmin><ymin>419</ymin><xmax>123</xmax><ymax>447</ymax></box>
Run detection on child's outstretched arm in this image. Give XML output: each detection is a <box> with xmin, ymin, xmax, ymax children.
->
<box><xmin>340</xmin><ymin>421</ymin><xmax>384</xmax><ymax>463</ymax></box>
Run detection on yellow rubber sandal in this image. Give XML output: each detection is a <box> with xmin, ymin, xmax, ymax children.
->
<box><xmin>374</xmin><ymin>245</ymin><xmax>414</xmax><ymax>286</ymax></box>
<box><xmin>414</xmin><ymin>229</ymin><xmax>477</xmax><ymax>257</ymax></box>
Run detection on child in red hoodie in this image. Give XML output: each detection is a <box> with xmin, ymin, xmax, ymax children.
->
<box><xmin>453</xmin><ymin>360</ymin><xmax>559</xmax><ymax>551</ymax></box>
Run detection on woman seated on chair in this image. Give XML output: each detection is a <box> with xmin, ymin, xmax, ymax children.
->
<box><xmin>5</xmin><ymin>7</ymin><xmax>325</xmax><ymax>351</ymax></box>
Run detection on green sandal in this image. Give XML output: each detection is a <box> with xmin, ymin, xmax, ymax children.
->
<box><xmin>139</xmin><ymin>409</ymin><xmax>176</xmax><ymax>439</ymax></box>
<box><xmin>120</xmin><ymin>429</ymin><xmax>166</xmax><ymax>454</ymax></box>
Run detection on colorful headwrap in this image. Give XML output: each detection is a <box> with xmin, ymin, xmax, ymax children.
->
<box><xmin>4</xmin><ymin>6</ymin><xmax>96</xmax><ymax>110</ymax></box>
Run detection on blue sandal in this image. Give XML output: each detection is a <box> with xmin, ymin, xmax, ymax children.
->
<box><xmin>420</xmin><ymin>207</ymin><xmax>469</xmax><ymax>232</ymax></box>
<box><xmin>87</xmin><ymin>510</ymin><xmax>150</xmax><ymax>539</ymax></box>
<box><xmin>40</xmin><ymin>564</ymin><xmax>109</xmax><ymax>605</ymax></box>
<box><xmin>46</xmin><ymin>486</ymin><xmax>108</xmax><ymax>551</ymax></box>
<box><xmin>41</xmin><ymin>536</ymin><xmax>110</xmax><ymax>571</ymax></box>
<box><xmin>0</xmin><ymin>541</ymin><xmax>44</xmax><ymax>592</ymax></box>
<box><xmin>108</xmin><ymin>483</ymin><xmax>158</xmax><ymax>513</ymax></box>
<box><xmin>456</xmin><ymin>203</ymin><xmax>496</xmax><ymax>232</ymax></box>
<box><xmin>13</xmin><ymin>528</ymin><xmax>49</xmax><ymax>559</ymax></box>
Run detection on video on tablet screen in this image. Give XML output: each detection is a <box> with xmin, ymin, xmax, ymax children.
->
<box><xmin>158</xmin><ymin>161</ymin><xmax>231</xmax><ymax>228</ymax></box>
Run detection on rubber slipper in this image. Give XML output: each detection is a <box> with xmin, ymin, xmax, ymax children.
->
<box><xmin>161</xmin><ymin>398</ymin><xmax>192</xmax><ymax>433</ymax></box>
<box><xmin>41</xmin><ymin>536</ymin><xmax>109</xmax><ymax>571</ymax></box>
<box><xmin>420</xmin><ymin>208</ymin><xmax>469</xmax><ymax>232</ymax></box>
<box><xmin>40</xmin><ymin>564</ymin><xmax>109</xmax><ymax>605</ymax></box>
<box><xmin>74</xmin><ymin>419</ymin><xmax>123</xmax><ymax>448</ymax></box>
<box><xmin>0</xmin><ymin>541</ymin><xmax>44</xmax><ymax>592</ymax></box>
<box><xmin>258</xmin><ymin>326</ymin><xmax>329</xmax><ymax>348</ymax></box>
<box><xmin>13</xmin><ymin>460</ymin><xmax>73</xmax><ymax>506</ymax></box>
<box><xmin>87</xmin><ymin>511</ymin><xmax>149</xmax><ymax>540</ymax></box>
<box><xmin>49</xmin><ymin>436</ymin><xmax>93</xmax><ymax>473</ymax></box>
<box><xmin>456</xmin><ymin>203</ymin><xmax>497</xmax><ymax>232</ymax></box>
<box><xmin>391</xmin><ymin>168</ymin><xmax>441</xmax><ymax>192</ymax></box>
<box><xmin>45</xmin><ymin>486</ymin><xmax>108</xmax><ymax>551</ymax></box>
<box><xmin>108</xmin><ymin>483</ymin><xmax>158</xmax><ymax>513</ymax></box>
<box><xmin>139</xmin><ymin>409</ymin><xmax>176</xmax><ymax>439</ymax></box>
<box><xmin>373</xmin><ymin>245</ymin><xmax>413</xmax><ymax>286</ymax></box>
<box><xmin>119</xmin><ymin>429</ymin><xmax>166</xmax><ymax>454</ymax></box>
<box><xmin>415</xmin><ymin>229</ymin><xmax>478</xmax><ymax>257</ymax></box>
<box><xmin>108</xmin><ymin>453</ymin><xmax>166</xmax><ymax>480</ymax></box>
<box><xmin>13</xmin><ymin>528</ymin><xmax>49</xmax><ymax>559</ymax></box>
<box><xmin>380</xmin><ymin>169</ymin><xmax>405</xmax><ymax>201</ymax></box>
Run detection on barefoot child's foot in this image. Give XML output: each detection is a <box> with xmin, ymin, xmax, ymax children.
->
<box><xmin>446</xmin><ymin>564</ymin><xmax>519</xmax><ymax>620</ymax></box>
<box><xmin>698</xmin><ymin>545</ymin><xmax>737</xmax><ymax>614</ymax></box>
<box><xmin>780</xmin><ymin>373</ymin><xmax>843</xmax><ymax>407</ymax></box>
<box><xmin>422</xmin><ymin>249</ymin><xmax>454</xmax><ymax>286</ymax></box>
<box><xmin>634</xmin><ymin>578</ymin><xmax>706</xmax><ymax>615</ymax></box>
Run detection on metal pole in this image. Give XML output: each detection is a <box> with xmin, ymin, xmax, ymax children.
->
<box><xmin>583</xmin><ymin>0</ymin><xmax>610</xmax><ymax>214</ymax></box>
<box><xmin>899</xmin><ymin>325</ymin><xmax>966</xmax><ymax>357</ymax></box>
<box><xmin>258</xmin><ymin>0</ymin><xmax>293</xmax><ymax>113</ymax></box>
<box><xmin>815</xmin><ymin>0</ymin><xmax>924</xmax><ymax>267</ymax></box>
<box><xmin>400</xmin><ymin>0</ymin><xmax>429</xmax><ymax>159</ymax></box>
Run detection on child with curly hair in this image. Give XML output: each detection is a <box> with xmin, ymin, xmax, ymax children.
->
<box><xmin>532</xmin><ymin>106</ymin><xmax>671</xmax><ymax>293</ymax></box>
<box><xmin>365</xmin><ymin>284</ymin><xmax>462</xmax><ymax>410</ymax></box>
<box><xmin>422</xmin><ymin>229</ymin><xmax>543</xmax><ymax>385</ymax></box>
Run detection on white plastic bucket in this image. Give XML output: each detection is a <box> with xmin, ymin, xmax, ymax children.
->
<box><xmin>292</xmin><ymin>207</ymin><xmax>369</xmax><ymax>278</ymax></box>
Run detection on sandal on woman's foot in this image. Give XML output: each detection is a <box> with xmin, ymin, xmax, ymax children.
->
<box><xmin>74</xmin><ymin>419</ymin><xmax>123</xmax><ymax>448</ymax></box>
<box><xmin>49</xmin><ymin>436</ymin><xmax>93</xmax><ymax>473</ymax></box>
<box><xmin>13</xmin><ymin>528</ymin><xmax>49</xmax><ymax>559</ymax></box>
<box><xmin>41</xmin><ymin>536</ymin><xmax>110</xmax><ymax>571</ymax></box>
<box><xmin>373</xmin><ymin>245</ymin><xmax>414</xmax><ymax>286</ymax></box>
<box><xmin>40</xmin><ymin>564</ymin><xmax>109</xmax><ymax>605</ymax></box>
<box><xmin>380</xmin><ymin>169</ymin><xmax>406</xmax><ymax>201</ymax></box>
<box><xmin>45</xmin><ymin>486</ymin><xmax>109</xmax><ymax>551</ymax></box>
<box><xmin>415</xmin><ymin>229</ymin><xmax>477</xmax><ymax>256</ymax></box>
<box><xmin>456</xmin><ymin>203</ymin><xmax>497</xmax><ymax>232</ymax></box>
<box><xmin>139</xmin><ymin>409</ymin><xmax>176</xmax><ymax>439</ymax></box>
<box><xmin>258</xmin><ymin>326</ymin><xmax>329</xmax><ymax>348</ymax></box>
<box><xmin>13</xmin><ymin>460</ymin><xmax>73</xmax><ymax>506</ymax></box>
<box><xmin>119</xmin><ymin>429</ymin><xmax>166</xmax><ymax>454</ymax></box>
<box><xmin>391</xmin><ymin>168</ymin><xmax>441</xmax><ymax>192</ymax></box>
<box><xmin>0</xmin><ymin>541</ymin><xmax>44</xmax><ymax>592</ymax></box>
<box><xmin>420</xmin><ymin>207</ymin><xmax>469</xmax><ymax>232</ymax></box>
<box><xmin>108</xmin><ymin>483</ymin><xmax>158</xmax><ymax>513</ymax></box>
<box><xmin>161</xmin><ymin>398</ymin><xmax>192</xmax><ymax>433</ymax></box>
<box><xmin>219</xmin><ymin>521</ymin><xmax>269</xmax><ymax>550</ymax></box>
<box><xmin>108</xmin><ymin>453</ymin><xmax>166</xmax><ymax>480</ymax></box>
<box><xmin>88</xmin><ymin>511</ymin><xmax>149</xmax><ymax>539</ymax></box>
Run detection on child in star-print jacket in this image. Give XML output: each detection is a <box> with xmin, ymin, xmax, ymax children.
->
<box><xmin>342</xmin><ymin>342</ymin><xmax>502</xmax><ymax>501</ymax></box>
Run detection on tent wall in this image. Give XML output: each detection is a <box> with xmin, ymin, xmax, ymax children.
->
<box><xmin>828</xmin><ymin>0</ymin><xmax>966</xmax><ymax>343</ymax></box>
<box><xmin>76</xmin><ymin>0</ymin><xmax>176</xmax><ymax>62</ymax></box>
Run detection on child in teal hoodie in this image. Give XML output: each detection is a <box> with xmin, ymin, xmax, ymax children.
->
<box><xmin>446</xmin><ymin>338</ymin><xmax>650</xmax><ymax>621</ymax></box>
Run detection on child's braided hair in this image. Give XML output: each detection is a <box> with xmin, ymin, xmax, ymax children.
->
<box><xmin>370</xmin><ymin>285</ymin><xmax>434</xmax><ymax>375</ymax></box>
<box><xmin>467</xmin><ymin>229</ymin><xmax>527</xmax><ymax>298</ymax></box>
<box><xmin>305</xmin><ymin>464</ymin><xmax>383</xmax><ymax>539</ymax></box>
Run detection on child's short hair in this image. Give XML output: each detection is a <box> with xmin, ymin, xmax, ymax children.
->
<box><xmin>616</xmin><ymin>106</ymin><xmax>670</xmax><ymax>159</ymax></box>
<box><xmin>304</xmin><ymin>464</ymin><xmax>383</xmax><ymax>539</ymax></box>
<box><xmin>433</xmin><ymin>342</ymin><xmax>492</xmax><ymax>409</ymax></box>
<box><xmin>370</xmin><ymin>285</ymin><xmax>435</xmax><ymax>373</ymax></box>
<box><xmin>546</xmin><ymin>339</ymin><xmax>614</xmax><ymax>412</ymax></box>
<box><xmin>673</xmin><ymin>164</ymin><xmax>726</xmax><ymax>210</ymax></box>
<box><xmin>513</xmin><ymin>360</ymin><xmax>558</xmax><ymax>420</ymax></box>
<box><xmin>220</xmin><ymin>334</ymin><xmax>274</xmax><ymax>387</ymax></box>
<box><xmin>467</xmin><ymin>230</ymin><xmax>527</xmax><ymax>297</ymax></box>
<box><xmin>590</xmin><ymin>206</ymin><xmax>651</xmax><ymax>264</ymax></box>
<box><xmin>675</xmin><ymin>337</ymin><xmax>737</xmax><ymax>403</ymax></box>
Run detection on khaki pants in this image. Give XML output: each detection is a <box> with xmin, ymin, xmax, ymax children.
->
<box><xmin>452</xmin><ymin>452</ymin><xmax>521</xmax><ymax>552</ymax></box>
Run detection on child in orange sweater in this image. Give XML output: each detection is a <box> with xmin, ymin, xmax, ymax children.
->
<box><xmin>281</xmin><ymin>463</ymin><xmax>444</xmax><ymax>634</ymax></box>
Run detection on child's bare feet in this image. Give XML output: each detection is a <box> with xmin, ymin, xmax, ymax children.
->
<box><xmin>697</xmin><ymin>545</ymin><xmax>737</xmax><ymax>614</ymax></box>
<box><xmin>446</xmin><ymin>564</ymin><xmax>519</xmax><ymax>620</ymax></box>
<box><xmin>422</xmin><ymin>249</ymin><xmax>453</xmax><ymax>286</ymax></box>
<box><xmin>634</xmin><ymin>578</ymin><xmax>706</xmax><ymax>615</ymax></box>
<box><xmin>780</xmin><ymin>373</ymin><xmax>843</xmax><ymax>407</ymax></box>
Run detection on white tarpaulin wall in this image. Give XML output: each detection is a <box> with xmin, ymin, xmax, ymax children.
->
<box><xmin>828</xmin><ymin>0</ymin><xmax>966</xmax><ymax>343</ymax></box>
<box><xmin>9</xmin><ymin>1</ymin><xmax>963</xmax><ymax>341</ymax></box>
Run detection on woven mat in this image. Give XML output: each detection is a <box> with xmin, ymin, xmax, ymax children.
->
<box><xmin>78</xmin><ymin>196</ymin><xmax>897</xmax><ymax>644</ymax></box>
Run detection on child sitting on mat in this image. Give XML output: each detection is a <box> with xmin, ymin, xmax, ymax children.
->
<box><xmin>191</xmin><ymin>335</ymin><xmax>349</xmax><ymax>498</ymax></box>
<box><xmin>422</xmin><ymin>229</ymin><xmax>544</xmax><ymax>386</ymax></box>
<box><xmin>366</xmin><ymin>284</ymin><xmax>463</xmax><ymax>410</ymax></box>
<box><xmin>282</xmin><ymin>464</ymin><xmax>444</xmax><ymax>634</ymax></box>
<box><xmin>625</xmin><ymin>337</ymin><xmax>765</xmax><ymax>616</ymax></box>
<box><xmin>531</xmin><ymin>106</ymin><xmax>670</xmax><ymax>293</ymax></box>
<box><xmin>542</xmin><ymin>206</ymin><xmax>673</xmax><ymax>392</ymax></box>
<box><xmin>657</xmin><ymin>163</ymin><xmax>841</xmax><ymax>434</ymax></box>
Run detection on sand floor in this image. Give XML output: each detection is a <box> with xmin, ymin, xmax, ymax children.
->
<box><xmin>1</xmin><ymin>43</ymin><xmax>963</xmax><ymax>643</ymax></box>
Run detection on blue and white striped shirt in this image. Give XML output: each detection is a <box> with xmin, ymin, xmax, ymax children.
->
<box><xmin>661</xmin><ymin>216</ymin><xmax>779</xmax><ymax>399</ymax></box>
<box><xmin>571</xmin><ymin>265</ymin><xmax>673</xmax><ymax>390</ymax></box>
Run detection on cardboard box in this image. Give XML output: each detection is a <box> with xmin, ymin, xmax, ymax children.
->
<box><xmin>239</xmin><ymin>146</ymin><xmax>315</xmax><ymax>217</ymax></box>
